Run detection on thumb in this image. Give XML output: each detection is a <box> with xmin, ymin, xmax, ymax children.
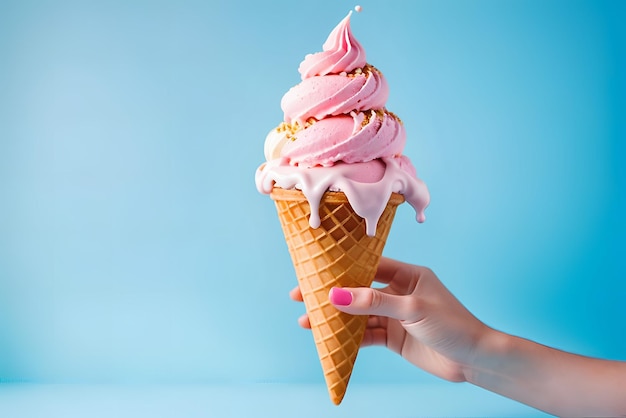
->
<box><xmin>329</xmin><ymin>287</ymin><xmax>408</xmax><ymax>320</ymax></box>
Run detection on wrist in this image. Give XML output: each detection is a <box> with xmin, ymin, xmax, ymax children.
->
<box><xmin>462</xmin><ymin>327</ymin><xmax>515</xmax><ymax>385</ymax></box>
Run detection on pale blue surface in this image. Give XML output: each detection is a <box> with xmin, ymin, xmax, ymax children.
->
<box><xmin>0</xmin><ymin>0</ymin><xmax>624</xmax><ymax>416</ymax></box>
<box><xmin>0</xmin><ymin>383</ymin><xmax>550</xmax><ymax>417</ymax></box>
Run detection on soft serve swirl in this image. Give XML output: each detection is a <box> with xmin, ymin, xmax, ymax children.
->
<box><xmin>298</xmin><ymin>11</ymin><xmax>367</xmax><ymax>79</ymax></box>
<box><xmin>281</xmin><ymin>64</ymin><xmax>389</xmax><ymax>127</ymax></box>
<box><xmin>256</xmin><ymin>10</ymin><xmax>430</xmax><ymax>236</ymax></box>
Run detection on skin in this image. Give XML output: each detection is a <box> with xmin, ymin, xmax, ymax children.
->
<box><xmin>289</xmin><ymin>256</ymin><xmax>626</xmax><ymax>417</ymax></box>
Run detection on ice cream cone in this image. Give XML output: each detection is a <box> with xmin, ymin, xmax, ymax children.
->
<box><xmin>271</xmin><ymin>187</ymin><xmax>404</xmax><ymax>405</ymax></box>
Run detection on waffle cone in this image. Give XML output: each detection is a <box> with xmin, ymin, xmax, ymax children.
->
<box><xmin>271</xmin><ymin>188</ymin><xmax>404</xmax><ymax>405</ymax></box>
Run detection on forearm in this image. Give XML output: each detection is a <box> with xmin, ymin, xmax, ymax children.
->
<box><xmin>464</xmin><ymin>329</ymin><xmax>626</xmax><ymax>417</ymax></box>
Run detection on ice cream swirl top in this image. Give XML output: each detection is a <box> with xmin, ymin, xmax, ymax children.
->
<box><xmin>267</xmin><ymin>11</ymin><xmax>404</xmax><ymax>168</ymax></box>
<box><xmin>257</xmin><ymin>9</ymin><xmax>430</xmax><ymax>235</ymax></box>
<box><xmin>298</xmin><ymin>11</ymin><xmax>366</xmax><ymax>79</ymax></box>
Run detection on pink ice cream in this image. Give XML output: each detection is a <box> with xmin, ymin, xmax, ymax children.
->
<box><xmin>282</xmin><ymin>65</ymin><xmax>389</xmax><ymax>127</ymax></box>
<box><xmin>256</xmin><ymin>11</ymin><xmax>430</xmax><ymax>236</ymax></box>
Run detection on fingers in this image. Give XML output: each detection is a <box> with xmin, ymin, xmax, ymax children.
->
<box><xmin>291</xmin><ymin>286</ymin><xmax>308</xmax><ymax>327</ymax></box>
<box><xmin>294</xmin><ymin>285</ymin><xmax>390</xmax><ymax>349</ymax></box>
<box><xmin>376</xmin><ymin>257</ymin><xmax>430</xmax><ymax>295</ymax></box>
<box><xmin>361</xmin><ymin>327</ymin><xmax>388</xmax><ymax>347</ymax></box>
<box><xmin>329</xmin><ymin>286</ymin><xmax>420</xmax><ymax>322</ymax></box>
<box><xmin>297</xmin><ymin>312</ymin><xmax>388</xmax><ymax>348</ymax></box>
<box><xmin>375</xmin><ymin>256</ymin><xmax>405</xmax><ymax>284</ymax></box>
<box><xmin>298</xmin><ymin>313</ymin><xmax>310</xmax><ymax>329</ymax></box>
<box><xmin>294</xmin><ymin>304</ymin><xmax>386</xmax><ymax>332</ymax></box>
<box><xmin>292</xmin><ymin>257</ymin><xmax>429</xmax><ymax>305</ymax></box>
<box><xmin>289</xmin><ymin>286</ymin><xmax>303</xmax><ymax>302</ymax></box>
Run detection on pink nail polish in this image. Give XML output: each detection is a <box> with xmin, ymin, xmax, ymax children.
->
<box><xmin>330</xmin><ymin>287</ymin><xmax>353</xmax><ymax>306</ymax></box>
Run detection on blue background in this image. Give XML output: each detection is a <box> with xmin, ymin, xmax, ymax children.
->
<box><xmin>0</xmin><ymin>0</ymin><xmax>624</xmax><ymax>414</ymax></box>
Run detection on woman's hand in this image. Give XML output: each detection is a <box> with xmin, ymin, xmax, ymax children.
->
<box><xmin>290</xmin><ymin>256</ymin><xmax>492</xmax><ymax>382</ymax></box>
<box><xmin>290</xmin><ymin>256</ymin><xmax>626</xmax><ymax>416</ymax></box>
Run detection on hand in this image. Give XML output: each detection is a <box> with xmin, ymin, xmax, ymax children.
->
<box><xmin>290</xmin><ymin>256</ymin><xmax>492</xmax><ymax>382</ymax></box>
<box><xmin>291</xmin><ymin>256</ymin><xmax>626</xmax><ymax>416</ymax></box>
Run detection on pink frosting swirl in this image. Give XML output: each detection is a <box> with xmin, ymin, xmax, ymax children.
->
<box><xmin>298</xmin><ymin>11</ymin><xmax>366</xmax><ymax>79</ymax></box>
<box><xmin>257</xmin><ymin>10</ymin><xmax>430</xmax><ymax>235</ymax></box>
<box><xmin>281</xmin><ymin>65</ymin><xmax>389</xmax><ymax>127</ymax></box>
<box><xmin>274</xmin><ymin>12</ymin><xmax>400</xmax><ymax>168</ymax></box>
<box><xmin>280</xmin><ymin>110</ymin><xmax>406</xmax><ymax>167</ymax></box>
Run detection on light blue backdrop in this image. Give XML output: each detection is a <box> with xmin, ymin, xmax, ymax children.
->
<box><xmin>0</xmin><ymin>0</ymin><xmax>624</xmax><ymax>387</ymax></box>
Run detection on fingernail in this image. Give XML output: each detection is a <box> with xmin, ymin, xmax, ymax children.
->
<box><xmin>329</xmin><ymin>287</ymin><xmax>353</xmax><ymax>306</ymax></box>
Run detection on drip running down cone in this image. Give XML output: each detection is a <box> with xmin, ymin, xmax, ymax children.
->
<box><xmin>271</xmin><ymin>188</ymin><xmax>404</xmax><ymax>405</ymax></box>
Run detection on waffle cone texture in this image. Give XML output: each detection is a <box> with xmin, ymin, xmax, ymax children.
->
<box><xmin>271</xmin><ymin>188</ymin><xmax>404</xmax><ymax>405</ymax></box>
